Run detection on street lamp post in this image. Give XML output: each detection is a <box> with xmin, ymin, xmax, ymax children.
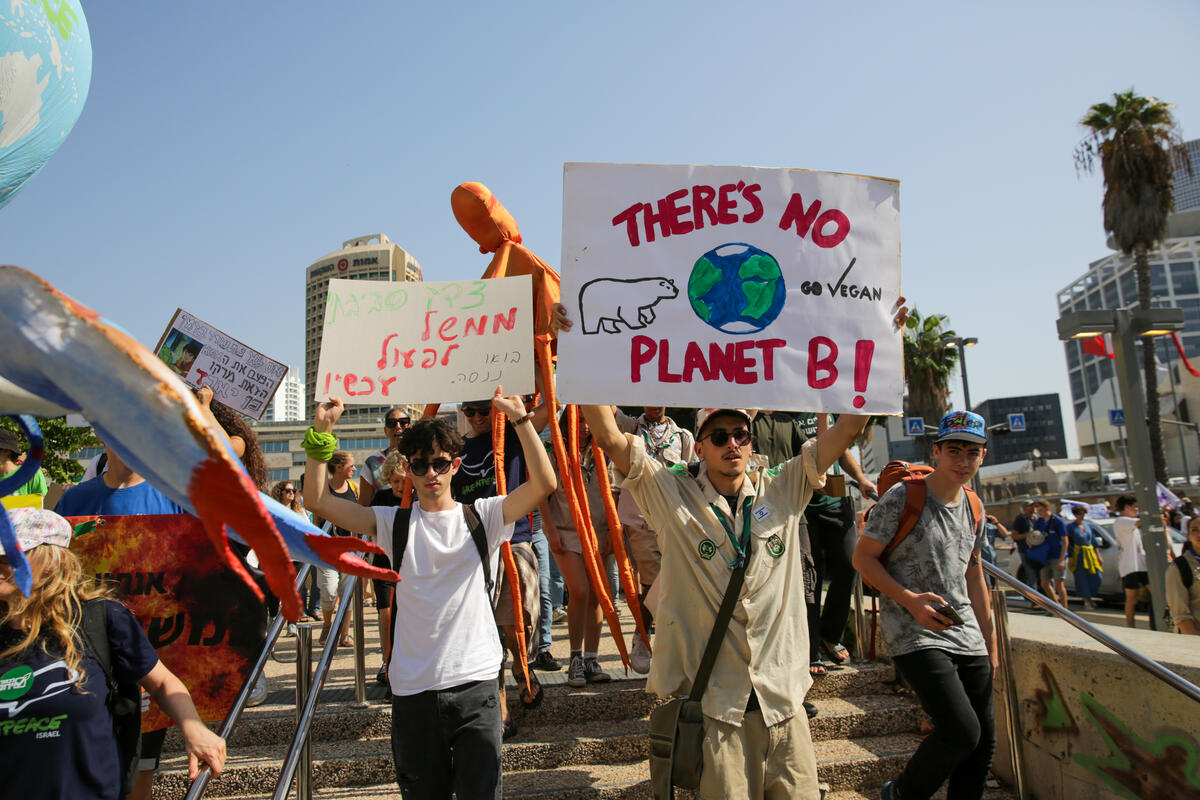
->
<box><xmin>1057</xmin><ymin>307</ymin><xmax>1183</xmax><ymax>627</ymax></box>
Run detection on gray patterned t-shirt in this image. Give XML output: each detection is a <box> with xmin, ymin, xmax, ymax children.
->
<box><xmin>862</xmin><ymin>482</ymin><xmax>988</xmax><ymax>658</ymax></box>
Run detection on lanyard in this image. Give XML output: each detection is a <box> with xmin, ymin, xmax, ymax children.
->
<box><xmin>710</xmin><ymin>496</ymin><xmax>753</xmax><ymax>569</ymax></box>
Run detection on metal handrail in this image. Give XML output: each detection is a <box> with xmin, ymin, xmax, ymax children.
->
<box><xmin>184</xmin><ymin>564</ymin><xmax>313</xmax><ymax>800</ymax></box>
<box><xmin>273</xmin><ymin>573</ymin><xmax>361</xmax><ymax>800</ymax></box>
<box><xmin>982</xmin><ymin>561</ymin><xmax>1200</xmax><ymax>704</ymax></box>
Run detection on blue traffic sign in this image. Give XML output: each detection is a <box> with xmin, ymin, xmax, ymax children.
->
<box><xmin>1007</xmin><ymin>413</ymin><xmax>1026</xmax><ymax>432</ymax></box>
<box><xmin>1110</xmin><ymin>409</ymin><xmax>1126</xmax><ymax>426</ymax></box>
<box><xmin>905</xmin><ymin>417</ymin><xmax>925</xmax><ymax>436</ymax></box>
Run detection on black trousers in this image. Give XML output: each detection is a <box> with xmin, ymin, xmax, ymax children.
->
<box><xmin>806</xmin><ymin>497</ymin><xmax>857</xmax><ymax>657</ymax></box>
<box><xmin>390</xmin><ymin>679</ymin><xmax>502</xmax><ymax>800</ymax></box>
<box><xmin>892</xmin><ymin>649</ymin><xmax>995</xmax><ymax>800</ymax></box>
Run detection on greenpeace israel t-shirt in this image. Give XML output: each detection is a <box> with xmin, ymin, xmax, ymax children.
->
<box><xmin>0</xmin><ymin>599</ymin><xmax>158</xmax><ymax>800</ymax></box>
<box><xmin>372</xmin><ymin>495</ymin><xmax>514</xmax><ymax>695</ymax></box>
<box><xmin>861</xmin><ymin>482</ymin><xmax>988</xmax><ymax>658</ymax></box>
<box><xmin>1113</xmin><ymin>516</ymin><xmax>1146</xmax><ymax>576</ymax></box>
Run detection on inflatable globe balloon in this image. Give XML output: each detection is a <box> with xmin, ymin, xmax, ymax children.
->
<box><xmin>0</xmin><ymin>0</ymin><xmax>92</xmax><ymax>211</ymax></box>
<box><xmin>687</xmin><ymin>242</ymin><xmax>786</xmax><ymax>334</ymax></box>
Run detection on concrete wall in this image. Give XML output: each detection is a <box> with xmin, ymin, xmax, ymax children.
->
<box><xmin>992</xmin><ymin>614</ymin><xmax>1200</xmax><ymax>799</ymax></box>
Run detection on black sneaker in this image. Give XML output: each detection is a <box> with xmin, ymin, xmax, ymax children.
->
<box><xmin>530</xmin><ymin>650</ymin><xmax>561</xmax><ymax>671</ymax></box>
<box><xmin>881</xmin><ymin>779</ymin><xmax>901</xmax><ymax>800</ymax></box>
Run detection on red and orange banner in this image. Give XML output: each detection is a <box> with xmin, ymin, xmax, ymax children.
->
<box><xmin>68</xmin><ymin>514</ymin><xmax>265</xmax><ymax>732</ymax></box>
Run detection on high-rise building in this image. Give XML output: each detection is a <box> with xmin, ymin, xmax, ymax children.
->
<box><xmin>304</xmin><ymin>234</ymin><xmax>422</xmax><ymax>421</ymax></box>
<box><xmin>1057</xmin><ymin>138</ymin><xmax>1200</xmax><ymax>477</ymax></box>
<box><xmin>263</xmin><ymin>367</ymin><xmax>305</xmax><ymax>422</ymax></box>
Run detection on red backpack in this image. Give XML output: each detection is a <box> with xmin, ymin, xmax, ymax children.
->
<box><xmin>864</xmin><ymin>460</ymin><xmax>983</xmax><ymax>586</ymax></box>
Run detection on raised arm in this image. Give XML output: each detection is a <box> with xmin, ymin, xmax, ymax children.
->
<box><xmin>815</xmin><ymin>414</ymin><xmax>869</xmax><ymax>475</ymax></box>
<box><xmin>303</xmin><ymin>397</ymin><xmax>377</xmax><ymax>537</ymax></box>
<box><xmin>492</xmin><ymin>386</ymin><xmax>557</xmax><ymax>525</ymax></box>
<box><xmin>581</xmin><ymin>404</ymin><xmax>634</xmax><ymax>476</ymax></box>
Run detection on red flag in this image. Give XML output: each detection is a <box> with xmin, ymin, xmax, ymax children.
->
<box><xmin>1172</xmin><ymin>332</ymin><xmax>1200</xmax><ymax>377</ymax></box>
<box><xmin>1080</xmin><ymin>334</ymin><xmax>1114</xmax><ymax>359</ymax></box>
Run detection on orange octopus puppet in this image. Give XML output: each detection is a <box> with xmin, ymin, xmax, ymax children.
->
<box><xmin>401</xmin><ymin>183</ymin><xmax>649</xmax><ymax>697</ymax></box>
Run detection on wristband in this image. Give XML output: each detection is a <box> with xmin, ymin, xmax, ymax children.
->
<box><xmin>302</xmin><ymin>427</ymin><xmax>338</xmax><ymax>462</ymax></box>
<box><xmin>512</xmin><ymin>412</ymin><xmax>535</xmax><ymax>427</ymax></box>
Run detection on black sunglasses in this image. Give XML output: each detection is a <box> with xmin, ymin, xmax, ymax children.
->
<box><xmin>282</xmin><ymin>487</ymin><xmax>296</xmax><ymax>494</ymax></box>
<box><xmin>408</xmin><ymin>457</ymin><xmax>454</xmax><ymax>476</ymax></box>
<box><xmin>385</xmin><ymin>417</ymin><xmax>412</xmax><ymax>428</ymax></box>
<box><xmin>700</xmin><ymin>428</ymin><xmax>752</xmax><ymax>447</ymax></box>
<box><xmin>462</xmin><ymin>407</ymin><xmax>490</xmax><ymax>419</ymax></box>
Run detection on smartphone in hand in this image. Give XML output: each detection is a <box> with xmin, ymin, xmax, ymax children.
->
<box><xmin>933</xmin><ymin>603</ymin><xmax>965</xmax><ymax>627</ymax></box>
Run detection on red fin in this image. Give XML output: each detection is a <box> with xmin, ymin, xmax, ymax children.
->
<box><xmin>304</xmin><ymin>534</ymin><xmax>400</xmax><ymax>583</ymax></box>
<box><xmin>190</xmin><ymin>457</ymin><xmax>300</xmax><ymax>620</ymax></box>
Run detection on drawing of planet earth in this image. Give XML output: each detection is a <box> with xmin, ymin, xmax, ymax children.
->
<box><xmin>687</xmin><ymin>243</ymin><xmax>786</xmax><ymax>334</ymax></box>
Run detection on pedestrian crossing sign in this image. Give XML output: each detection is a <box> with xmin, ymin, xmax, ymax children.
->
<box><xmin>1007</xmin><ymin>413</ymin><xmax>1026</xmax><ymax>432</ymax></box>
<box><xmin>905</xmin><ymin>417</ymin><xmax>925</xmax><ymax>436</ymax></box>
<box><xmin>1110</xmin><ymin>409</ymin><xmax>1125</xmax><ymax>426</ymax></box>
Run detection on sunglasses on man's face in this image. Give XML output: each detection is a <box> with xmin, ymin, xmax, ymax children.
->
<box><xmin>385</xmin><ymin>417</ymin><xmax>411</xmax><ymax>429</ymax></box>
<box><xmin>408</xmin><ymin>457</ymin><xmax>454</xmax><ymax>476</ymax></box>
<box><xmin>462</xmin><ymin>407</ymin><xmax>490</xmax><ymax>419</ymax></box>
<box><xmin>701</xmin><ymin>428</ymin><xmax>752</xmax><ymax>448</ymax></box>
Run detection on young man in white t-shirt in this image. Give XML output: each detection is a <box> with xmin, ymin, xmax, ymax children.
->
<box><xmin>1112</xmin><ymin>494</ymin><xmax>1150</xmax><ymax>629</ymax></box>
<box><xmin>303</xmin><ymin>386</ymin><xmax>556</xmax><ymax>800</ymax></box>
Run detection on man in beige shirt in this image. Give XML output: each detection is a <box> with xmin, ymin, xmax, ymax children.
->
<box><xmin>581</xmin><ymin>400</ymin><xmax>869</xmax><ymax>799</ymax></box>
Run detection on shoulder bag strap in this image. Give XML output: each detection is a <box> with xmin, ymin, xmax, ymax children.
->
<box><xmin>689</xmin><ymin>497</ymin><xmax>752</xmax><ymax>701</ymax></box>
<box><xmin>391</xmin><ymin>506</ymin><xmax>412</xmax><ymax>569</ymax></box>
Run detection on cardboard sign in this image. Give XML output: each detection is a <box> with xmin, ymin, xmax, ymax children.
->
<box><xmin>69</xmin><ymin>514</ymin><xmax>264</xmax><ymax>731</ymax></box>
<box><xmin>315</xmin><ymin>276</ymin><xmax>534</xmax><ymax>404</ymax></box>
<box><xmin>556</xmin><ymin>163</ymin><xmax>903</xmax><ymax>413</ymax></box>
<box><xmin>154</xmin><ymin>309</ymin><xmax>287</xmax><ymax>420</ymax></box>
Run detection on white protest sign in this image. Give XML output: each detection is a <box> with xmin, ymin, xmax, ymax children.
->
<box><xmin>556</xmin><ymin>163</ymin><xmax>903</xmax><ymax>413</ymax></box>
<box><xmin>154</xmin><ymin>309</ymin><xmax>287</xmax><ymax>420</ymax></box>
<box><xmin>315</xmin><ymin>276</ymin><xmax>534</xmax><ymax>404</ymax></box>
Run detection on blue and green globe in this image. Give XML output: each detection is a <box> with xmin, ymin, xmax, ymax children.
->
<box><xmin>687</xmin><ymin>243</ymin><xmax>786</xmax><ymax>334</ymax></box>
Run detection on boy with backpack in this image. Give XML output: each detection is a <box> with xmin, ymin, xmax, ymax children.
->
<box><xmin>852</xmin><ymin>410</ymin><xmax>998</xmax><ymax>800</ymax></box>
<box><xmin>302</xmin><ymin>387</ymin><xmax>555</xmax><ymax>800</ymax></box>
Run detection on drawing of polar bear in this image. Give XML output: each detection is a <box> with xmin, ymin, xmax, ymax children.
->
<box><xmin>578</xmin><ymin>277</ymin><xmax>678</xmax><ymax>334</ymax></box>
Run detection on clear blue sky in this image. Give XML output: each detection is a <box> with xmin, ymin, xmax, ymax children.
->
<box><xmin>3</xmin><ymin>1</ymin><xmax>1199</xmax><ymax>457</ymax></box>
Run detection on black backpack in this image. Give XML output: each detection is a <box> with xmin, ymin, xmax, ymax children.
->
<box><xmin>1174</xmin><ymin>554</ymin><xmax>1195</xmax><ymax>590</ymax></box>
<box><xmin>78</xmin><ymin>599</ymin><xmax>142</xmax><ymax>797</ymax></box>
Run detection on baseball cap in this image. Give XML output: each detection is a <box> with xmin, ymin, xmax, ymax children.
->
<box><xmin>935</xmin><ymin>410</ymin><xmax>987</xmax><ymax>445</ymax></box>
<box><xmin>0</xmin><ymin>429</ymin><xmax>22</xmax><ymax>454</ymax></box>
<box><xmin>696</xmin><ymin>408</ymin><xmax>752</xmax><ymax>437</ymax></box>
<box><xmin>0</xmin><ymin>508</ymin><xmax>72</xmax><ymax>555</ymax></box>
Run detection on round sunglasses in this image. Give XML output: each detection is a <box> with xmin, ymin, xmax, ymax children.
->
<box><xmin>408</xmin><ymin>457</ymin><xmax>454</xmax><ymax>476</ymax></box>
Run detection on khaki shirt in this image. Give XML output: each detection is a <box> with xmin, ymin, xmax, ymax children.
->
<box><xmin>618</xmin><ymin>435</ymin><xmax>823</xmax><ymax>727</ymax></box>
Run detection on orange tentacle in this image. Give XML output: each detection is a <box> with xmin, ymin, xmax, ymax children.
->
<box><xmin>567</xmin><ymin>405</ymin><xmax>631</xmax><ymax>671</ymax></box>
<box><xmin>492</xmin><ymin>406</ymin><xmax>531</xmax><ymax>697</ymax></box>
<box><xmin>592</xmin><ymin>442</ymin><xmax>650</xmax><ymax>652</ymax></box>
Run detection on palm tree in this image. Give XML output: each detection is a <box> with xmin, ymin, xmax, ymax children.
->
<box><xmin>1075</xmin><ymin>89</ymin><xmax>1190</xmax><ymax>483</ymax></box>
<box><xmin>903</xmin><ymin>310</ymin><xmax>959</xmax><ymax>458</ymax></box>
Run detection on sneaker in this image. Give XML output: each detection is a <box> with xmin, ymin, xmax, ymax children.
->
<box><xmin>567</xmin><ymin>654</ymin><xmax>586</xmax><ymax>688</ymax></box>
<box><xmin>531</xmin><ymin>650</ymin><xmax>561</xmax><ymax>671</ymax></box>
<box><xmin>552</xmin><ymin>605</ymin><xmax>568</xmax><ymax>624</ymax></box>
<box><xmin>246</xmin><ymin>673</ymin><xmax>268</xmax><ymax>707</ymax></box>
<box><xmin>584</xmin><ymin>657</ymin><xmax>610</xmax><ymax>684</ymax></box>
<box><xmin>630</xmin><ymin>634</ymin><xmax>651</xmax><ymax>675</ymax></box>
<box><xmin>881</xmin><ymin>779</ymin><xmax>900</xmax><ymax>800</ymax></box>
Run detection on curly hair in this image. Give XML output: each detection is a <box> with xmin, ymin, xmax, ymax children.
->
<box><xmin>0</xmin><ymin>545</ymin><xmax>111</xmax><ymax>690</ymax></box>
<box><xmin>398</xmin><ymin>419</ymin><xmax>463</xmax><ymax>460</ymax></box>
<box><xmin>203</xmin><ymin>394</ymin><xmax>267</xmax><ymax>490</ymax></box>
<box><xmin>381</xmin><ymin>450</ymin><xmax>407</xmax><ymax>483</ymax></box>
<box><xmin>270</xmin><ymin>479</ymin><xmax>302</xmax><ymax>513</ymax></box>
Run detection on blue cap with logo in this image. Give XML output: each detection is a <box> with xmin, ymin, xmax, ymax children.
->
<box><xmin>935</xmin><ymin>410</ymin><xmax>987</xmax><ymax>444</ymax></box>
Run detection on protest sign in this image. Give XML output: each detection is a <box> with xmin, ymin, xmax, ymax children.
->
<box><xmin>556</xmin><ymin>163</ymin><xmax>903</xmax><ymax>413</ymax></box>
<box><xmin>315</xmin><ymin>276</ymin><xmax>534</xmax><ymax>404</ymax></box>
<box><xmin>154</xmin><ymin>309</ymin><xmax>287</xmax><ymax>420</ymax></box>
<box><xmin>69</xmin><ymin>514</ymin><xmax>264</xmax><ymax>731</ymax></box>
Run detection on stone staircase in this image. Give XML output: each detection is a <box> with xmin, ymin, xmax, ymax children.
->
<box><xmin>151</xmin><ymin>616</ymin><xmax>1012</xmax><ymax>799</ymax></box>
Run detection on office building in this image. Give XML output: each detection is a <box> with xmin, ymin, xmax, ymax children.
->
<box><xmin>304</xmin><ymin>233</ymin><xmax>423</xmax><ymax>422</ymax></box>
<box><xmin>971</xmin><ymin>394</ymin><xmax>1067</xmax><ymax>467</ymax></box>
